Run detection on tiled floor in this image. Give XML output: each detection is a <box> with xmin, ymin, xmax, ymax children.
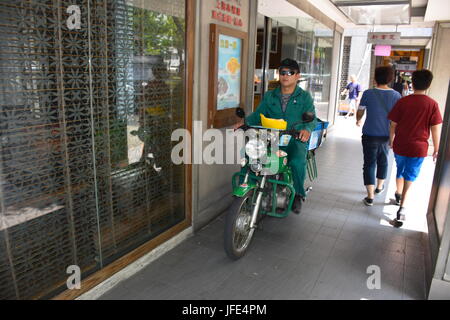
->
<box><xmin>99</xmin><ymin>117</ymin><xmax>433</xmax><ymax>300</ymax></box>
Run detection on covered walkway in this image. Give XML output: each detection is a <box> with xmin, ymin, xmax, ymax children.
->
<box><xmin>98</xmin><ymin>117</ymin><xmax>434</xmax><ymax>300</ymax></box>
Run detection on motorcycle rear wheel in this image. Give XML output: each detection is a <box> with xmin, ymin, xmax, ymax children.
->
<box><xmin>224</xmin><ymin>192</ymin><xmax>256</xmax><ymax>260</ymax></box>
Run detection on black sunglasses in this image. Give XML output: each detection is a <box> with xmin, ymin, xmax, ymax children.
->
<box><xmin>280</xmin><ymin>70</ymin><xmax>297</xmax><ymax>76</ymax></box>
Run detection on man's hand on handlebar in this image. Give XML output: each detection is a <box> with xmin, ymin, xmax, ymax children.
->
<box><xmin>297</xmin><ymin>129</ymin><xmax>311</xmax><ymax>142</ymax></box>
<box><xmin>233</xmin><ymin>119</ymin><xmax>245</xmax><ymax>130</ymax></box>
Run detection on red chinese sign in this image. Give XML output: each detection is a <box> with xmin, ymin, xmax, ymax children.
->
<box><xmin>367</xmin><ymin>32</ymin><xmax>401</xmax><ymax>45</ymax></box>
<box><xmin>212</xmin><ymin>0</ymin><xmax>243</xmax><ymax>27</ymax></box>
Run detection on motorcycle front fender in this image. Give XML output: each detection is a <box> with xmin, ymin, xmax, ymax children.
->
<box><xmin>232</xmin><ymin>182</ymin><xmax>257</xmax><ymax>198</ymax></box>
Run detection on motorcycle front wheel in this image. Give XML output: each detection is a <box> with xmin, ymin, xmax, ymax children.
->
<box><xmin>224</xmin><ymin>192</ymin><xmax>256</xmax><ymax>260</ymax></box>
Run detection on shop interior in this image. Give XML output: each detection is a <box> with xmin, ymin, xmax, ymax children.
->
<box><xmin>371</xmin><ymin>47</ymin><xmax>427</xmax><ymax>95</ymax></box>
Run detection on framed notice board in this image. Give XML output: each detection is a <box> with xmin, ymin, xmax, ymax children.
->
<box><xmin>208</xmin><ymin>23</ymin><xmax>248</xmax><ymax>128</ymax></box>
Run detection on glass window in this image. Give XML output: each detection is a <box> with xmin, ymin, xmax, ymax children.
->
<box><xmin>309</xmin><ymin>23</ymin><xmax>334</xmax><ymax>120</ymax></box>
<box><xmin>258</xmin><ymin>15</ymin><xmax>334</xmax><ymax>120</ymax></box>
<box><xmin>253</xmin><ymin>13</ymin><xmax>266</xmax><ymax>109</ymax></box>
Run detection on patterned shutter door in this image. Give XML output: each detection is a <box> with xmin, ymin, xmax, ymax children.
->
<box><xmin>0</xmin><ymin>0</ymin><xmax>186</xmax><ymax>299</ymax></box>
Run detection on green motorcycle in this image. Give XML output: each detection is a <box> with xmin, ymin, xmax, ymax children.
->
<box><xmin>224</xmin><ymin>108</ymin><xmax>319</xmax><ymax>260</ymax></box>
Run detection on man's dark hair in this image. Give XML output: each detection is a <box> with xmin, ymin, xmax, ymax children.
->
<box><xmin>279</xmin><ymin>58</ymin><xmax>300</xmax><ymax>73</ymax></box>
<box><xmin>412</xmin><ymin>69</ymin><xmax>433</xmax><ymax>90</ymax></box>
<box><xmin>374</xmin><ymin>66</ymin><xmax>394</xmax><ymax>85</ymax></box>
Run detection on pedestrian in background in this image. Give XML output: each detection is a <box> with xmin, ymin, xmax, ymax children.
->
<box><xmin>356</xmin><ymin>66</ymin><xmax>402</xmax><ymax>206</ymax></box>
<box><xmin>341</xmin><ymin>74</ymin><xmax>362</xmax><ymax>119</ymax></box>
<box><xmin>388</xmin><ymin>69</ymin><xmax>443</xmax><ymax>227</ymax></box>
<box><xmin>402</xmin><ymin>79</ymin><xmax>411</xmax><ymax>97</ymax></box>
<box><xmin>393</xmin><ymin>73</ymin><xmax>404</xmax><ymax>96</ymax></box>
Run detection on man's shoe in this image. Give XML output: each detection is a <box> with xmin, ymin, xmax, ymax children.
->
<box><xmin>293</xmin><ymin>195</ymin><xmax>303</xmax><ymax>214</ymax></box>
<box><xmin>393</xmin><ymin>219</ymin><xmax>403</xmax><ymax>228</ymax></box>
<box><xmin>375</xmin><ymin>185</ymin><xmax>385</xmax><ymax>194</ymax></box>
<box><xmin>393</xmin><ymin>207</ymin><xmax>406</xmax><ymax>228</ymax></box>
<box><xmin>363</xmin><ymin>197</ymin><xmax>373</xmax><ymax>206</ymax></box>
<box><xmin>396</xmin><ymin>207</ymin><xmax>406</xmax><ymax>221</ymax></box>
<box><xmin>394</xmin><ymin>193</ymin><xmax>402</xmax><ymax>206</ymax></box>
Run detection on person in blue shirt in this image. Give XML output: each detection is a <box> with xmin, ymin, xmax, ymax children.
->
<box><xmin>356</xmin><ymin>66</ymin><xmax>402</xmax><ymax>206</ymax></box>
<box><xmin>342</xmin><ymin>74</ymin><xmax>362</xmax><ymax>119</ymax></box>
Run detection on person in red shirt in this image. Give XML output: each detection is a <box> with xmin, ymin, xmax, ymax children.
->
<box><xmin>388</xmin><ymin>69</ymin><xmax>443</xmax><ymax>227</ymax></box>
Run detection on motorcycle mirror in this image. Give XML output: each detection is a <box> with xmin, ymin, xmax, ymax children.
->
<box><xmin>236</xmin><ymin>107</ymin><xmax>246</xmax><ymax>119</ymax></box>
<box><xmin>302</xmin><ymin>112</ymin><xmax>315</xmax><ymax>123</ymax></box>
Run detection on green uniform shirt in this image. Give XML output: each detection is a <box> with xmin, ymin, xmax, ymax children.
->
<box><xmin>245</xmin><ymin>86</ymin><xmax>317</xmax><ymax>132</ymax></box>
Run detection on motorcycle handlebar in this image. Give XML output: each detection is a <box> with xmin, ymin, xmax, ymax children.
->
<box><xmin>235</xmin><ymin>125</ymin><xmax>301</xmax><ymax>139</ymax></box>
<box><xmin>236</xmin><ymin>124</ymin><xmax>250</xmax><ymax>131</ymax></box>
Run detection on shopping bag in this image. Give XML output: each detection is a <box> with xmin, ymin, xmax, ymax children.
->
<box><xmin>338</xmin><ymin>99</ymin><xmax>350</xmax><ymax>113</ymax></box>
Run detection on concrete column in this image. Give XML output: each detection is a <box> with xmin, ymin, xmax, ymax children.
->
<box><xmin>328</xmin><ymin>29</ymin><xmax>343</xmax><ymax>125</ymax></box>
<box><xmin>193</xmin><ymin>0</ymin><xmax>257</xmax><ymax>231</ymax></box>
<box><xmin>348</xmin><ymin>35</ymin><xmax>372</xmax><ymax>92</ymax></box>
<box><xmin>428</xmin><ymin>22</ymin><xmax>450</xmax><ymax>116</ymax></box>
<box><xmin>426</xmin><ymin>22</ymin><xmax>450</xmax><ymax>300</ymax></box>
<box><xmin>426</xmin><ymin>82</ymin><xmax>450</xmax><ymax>300</ymax></box>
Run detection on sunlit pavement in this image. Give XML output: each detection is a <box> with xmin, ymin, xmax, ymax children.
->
<box><xmin>98</xmin><ymin>115</ymin><xmax>433</xmax><ymax>300</ymax></box>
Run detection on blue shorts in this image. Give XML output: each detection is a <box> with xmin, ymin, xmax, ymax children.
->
<box><xmin>394</xmin><ymin>154</ymin><xmax>425</xmax><ymax>182</ymax></box>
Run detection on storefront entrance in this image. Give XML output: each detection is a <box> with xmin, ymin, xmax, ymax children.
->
<box><xmin>370</xmin><ymin>47</ymin><xmax>426</xmax><ymax>93</ymax></box>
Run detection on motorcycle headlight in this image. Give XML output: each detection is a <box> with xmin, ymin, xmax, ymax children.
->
<box><xmin>251</xmin><ymin>162</ymin><xmax>263</xmax><ymax>173</ymax></box>
<box><xmin>245</xmin><ymin>139</ymin><xmax>267</xmax><ymax>159</ymax></box>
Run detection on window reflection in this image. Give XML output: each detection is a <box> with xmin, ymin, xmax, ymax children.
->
<box><xmin>253</xmin><ymin>15</ymin><xmax>334</xmax><ymax>120</ymax></box>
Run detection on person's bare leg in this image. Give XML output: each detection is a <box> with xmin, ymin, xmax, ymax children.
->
<box><xmin>349</xmin><ymin>105</ymin><xmax>355</xmax><ymax>118</ymax></box>
<box><xmin>376</xmin><ymin>179</ymin><xmax>384</xmax><ymax>191</ymax></box>
<box><xmin>401</xmin><ymin>180</ymin><xmax>413</xmax><ymax>208</ymax></box>
<box><xmin>395</xmin><ymin>180</ymin><xmax>413</xmax><ymax>225</ymax></box>
<box><xmin>365</xmin><ymin>185</ymin><xmax>375</xmax><ymax>199</ymax></box>
<box><xmin>346</xmin><ymin>100</ymin><xmax>355</xmax><ymax>118</ymax></box>
<box><xmin>396</xmin><ymin>177</ymin><xmax>404</xmax><ymax>195</ymax></box>
<box><xmin>363</xmin><ymin>184</ymin><xmax>375</xmax><ymax>206</ymax></box>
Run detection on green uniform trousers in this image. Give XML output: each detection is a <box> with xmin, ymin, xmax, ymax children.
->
<box><xmin>283</xmin><ymin>139</ymin><xmax>308</xmax><ymax>197</ymax></box>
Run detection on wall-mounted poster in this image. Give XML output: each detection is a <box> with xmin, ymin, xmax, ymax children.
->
<box><xmin>208</xmin><ymin>24</ymin><xmax>248</xmax><ymax>128</ymax></box>
<box><xmin>217</xmin><ymin>34</ymin><xmax>242</xmax><ymax>110</ymax></box>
